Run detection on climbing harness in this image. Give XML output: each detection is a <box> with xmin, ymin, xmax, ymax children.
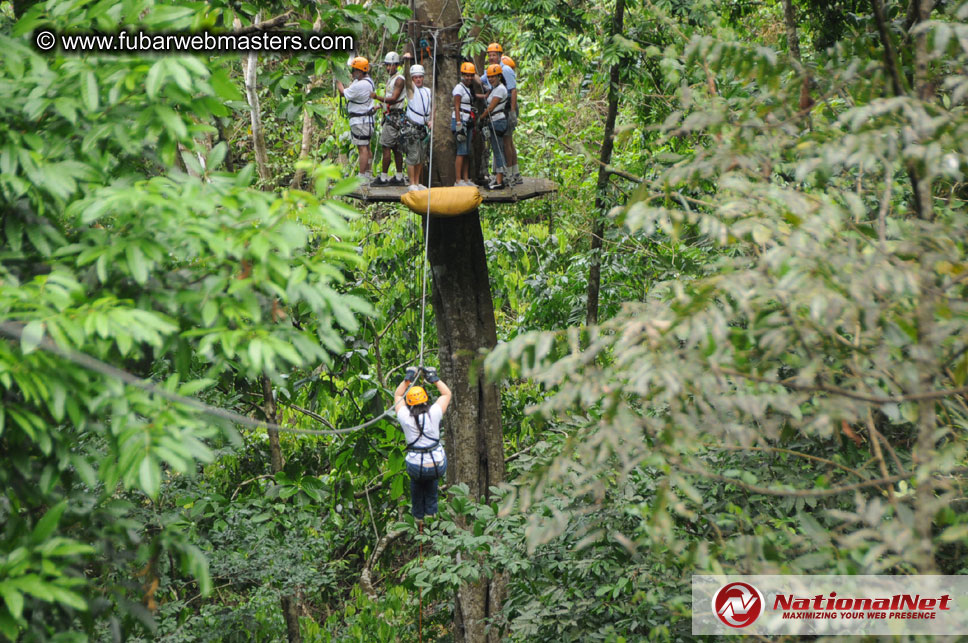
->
<box><xmin>347</xmin><ymin>76</ymin><xmax>377</xmax><ymax>141</ymax></box>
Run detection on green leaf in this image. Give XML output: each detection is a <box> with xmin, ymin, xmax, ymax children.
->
<box><xmin>20</xmin><ymin>321</ymin><xmax>44</xmax><ymax>354</ymax></box>
<box><xmin>30</xmin><ymin>500</ymin><xmax>67</xmax><ymax>546</ymax></box>
<box><xmin>0</xmin><ymin>583</ymin><xmax>24</xmax><ymax>620</ymax></box>
<box><xmin>139</xmin><ymin>457</ymin><xmax>161</xmax><ymax>498</ymax></box>
<box><xmin>210</xmin><ymin>67</ymin><xmax>243</xmax><ymax>101</ymax></box>
<box><xmin>82</xmin><ymin>72</ymin><xmax>99</xmax><ymax>111</ymax></box>
<box><xmin>125</xmin><ymin>244</ymin><xmax>148</xmax><ymax>284</ymax></box>
<box><xmin>146</xmin><ymin>60</ymin><xmax>165</xmax><ymax>99</ymax></box>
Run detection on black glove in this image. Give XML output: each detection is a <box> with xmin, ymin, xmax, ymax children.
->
<box><xmin>404</xmin><ymin>367</ymin><xmax>418</xmax><ymax>382</ymax></box>
<box><xmin>423</xmin><ymin>367</ymin><xmax>440</xmax><ymax>383</ymax></box>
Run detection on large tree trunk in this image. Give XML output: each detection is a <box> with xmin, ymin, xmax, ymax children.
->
<box><xmin>411</xmin><ymin>1</ymin><xmax>506</xmax><ymax>641</ymax></box>
<box><xmin>585</xmin><ymin>0</ymin><xmax>626</xmax><ymax>326</ymax></box>
<box><xmin>427</xmin><ymin>213</ymin><xmax>506</xmax><ymax>643</ymax></box>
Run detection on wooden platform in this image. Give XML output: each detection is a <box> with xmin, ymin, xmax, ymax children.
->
<box><xmin>346</xmin><ymin>177</ymin><xmax>557</xmax><ymax>204</ymax></box>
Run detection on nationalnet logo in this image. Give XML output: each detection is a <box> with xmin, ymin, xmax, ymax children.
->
<box><xmin>694</xmin><ymin>575</ymin><xmax>968</xmax><ymax>635</ymax></box>
<box><xmin>712</xmin><ymin>581</ymin><xmax>764</xmax><ymax>628</ymax></box>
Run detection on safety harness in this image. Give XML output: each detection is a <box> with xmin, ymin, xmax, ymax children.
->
<box><xmin>347</xmin><ymin>76</ymin><xmax>376</xmax><ymax>140</ymax></box>
<box><xmin>406</xmin><ymin>410</ymin><xmax>442</xmax><ymax>478</ymax></box>
<box><xmin>455</xmin><ymin>82</ymin><xmax>475</xmax><ymax>124</ymax></box>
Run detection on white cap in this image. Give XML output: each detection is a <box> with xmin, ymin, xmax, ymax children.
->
<box><xmin>384</xmin><ymin>51</ymin><xmax>401</xmax><ymax>64</ymax></box>
<box><xmin>410</xmin><ymin>64</ymin><xmax>425</xmax><ymax>76</ymax></box>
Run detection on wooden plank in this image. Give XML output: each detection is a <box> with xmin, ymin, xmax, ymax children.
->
<box><xmin>345</xmin><ymin>177</ymin><xmax>557</xmax><ymax>204</ymax></box>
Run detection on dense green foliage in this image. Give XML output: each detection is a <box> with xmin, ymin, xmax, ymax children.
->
<box><xmin>2</xmin><ymin>0</ymin><xmax>967</xmax><ymax>640</ymax></box>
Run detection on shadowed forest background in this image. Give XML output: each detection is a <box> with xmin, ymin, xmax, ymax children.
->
<box><xmin>2</xmin><ymin>0</ymin><xmax>968</xmax><ymax>640</ymax></box>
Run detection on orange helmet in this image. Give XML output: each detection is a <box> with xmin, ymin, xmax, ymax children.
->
<box><xmin>486</xmin><ymin>42</ymin><xmax>503</xmax><ymax>53</ymax></box>
<box><xmin>350</xmin><ymin>56</ymin><xmax>370</xmax><ymax>73</ymax></box>
<box><xmin>502</xmin><ymin>55</ymin><xmax>515</xmax><ymax>70</ymax></box>
<box><xmin>405</xmin><ymin>386</ymin><xmax>429</xmax><ymax>406</ymax></box>
<box><xmin>486</xmin><ymin>63</ymin><xmax>503</xmax><ymax>77</ymax></box>
<box><xmin>460</xmin><ymin>61</ymin><xmax>476</xmax><ymax>75</ymax></box>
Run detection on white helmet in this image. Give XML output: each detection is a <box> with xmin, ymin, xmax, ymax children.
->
<box><xmin>384</xmin><ymin>51</ymin><xmax>401</xmax><ymax>64</ymax></box>
<box><xmin>410</xmin><ymin>64</ymin><xmax>426</xmax><ymax>76</ymax></box>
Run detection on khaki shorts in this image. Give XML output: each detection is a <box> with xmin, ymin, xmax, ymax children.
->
<box><xmin>350</xmin><ymin>122</ymin><xmax>373</xmax><ymax>146</ymax></box>
<box><xmin>380</xmin><ymin>112</ymin><xmax>405</xmax><ymax>148</ymax></box>
<box><xmin>405</xmin><ymin>125</ymin><xmax>429</xmax><ymax>166</ymax></box>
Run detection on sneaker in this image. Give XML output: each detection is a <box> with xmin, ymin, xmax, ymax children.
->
<box><xmin>509</xmin><ymin>174</ymin><xmax>524</xmax><ymax>186</ymax></box>
<box><xmin>416</xmin><ymin>184</ymin><xmax>428</xmax><ymax>191</ymax></box>
<box><xmin>486</xmin><ymin>180</ymin><xmax>506</xmax><ymax>190</ymax></box>
<box><xmin>407</xmin><ymin>184</ymin><xmax>421</xmax><ymax>192</ymax></box>
<box><xmin>356</xmin><ymin>173</ymin><xmax>370</xmax><ymax>185</ymax></box>
<box><xmin>388</xmin><ymin>176</ymin><xmax>406</xmax><ymax>186</ymax></box>
<box><xmin>372</xmin><ymin>175</ymin><xmax>390</xmax><ymax>186</ymax></box>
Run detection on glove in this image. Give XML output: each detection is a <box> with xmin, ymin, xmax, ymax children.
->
<box><xmin>423</xmin><ymin>367</ymin><xmax>440</xmax><ymax>383</ymax></box>
<box><xmin>404</xmin><ymin>367</ymin><xmax>418</xmax><ymax>382</ymax></box>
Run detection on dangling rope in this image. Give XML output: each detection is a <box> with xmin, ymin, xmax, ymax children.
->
<box><xmin>416</xmin><ymin>28</ymin><xmax>440</xmax><ymax>369</ymax></box>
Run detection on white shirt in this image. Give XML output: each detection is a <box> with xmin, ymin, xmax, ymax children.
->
<box><xmin>487</xmin><ymin>83</ymin><xmax>508</xmax><ymax>121</ymax></box>
<box><xmin>396</xmin><ymin>402</ymin><xmax>445</xmax><ymax>467</ymax></box>
<box><xmin>406</xmin><ymin>86</ymin><xmax>432</xmax><ymax>125</ymax></box>
<box><xmin>344</xmin><ymin>76</ymin><xmax>375</xmax><ymax>126</ymax></box>
<box><xmin>452</xmin><ymin>82</ymin><xmax>474</xmax><ymax>123</ymax></box>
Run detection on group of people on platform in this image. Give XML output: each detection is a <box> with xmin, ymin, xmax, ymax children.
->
<box><xmin>336</xmin><ymin>42</ymin><xmax>521</xmax><ymax>191</ymax></box>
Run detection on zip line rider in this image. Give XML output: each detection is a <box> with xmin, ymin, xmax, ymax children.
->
<box><xmin>452</xmin><ymin>62</ymin><xmax>478</xmax><ymax>187</ymax></box>
<box><xmin>401</xmin><ymin>56</ymin><xmax>433</xmax><ymax>192</ymax></box>
<box><xmin>372</xmin><ymin>52</ymin><xmax>407</xmax><ymax>186</ymax></box>
<box><xmin>479</xmin><ymin>64</ymin><xmax>510</xmax><ymax>190</ymax></box>
<box><xmin>336</xmin><ymin>56</ymin><xmax>376</xmax><ymax>184</ymax></box>
<box><xmin>393</xmin><ymin>367</ymin><xmax>451</xmax><ymax>522</ymax></box>
<box><xmin>481</xmin><ymin>43</ymin><xmax>521</xmax><ymax>185</ymax></box>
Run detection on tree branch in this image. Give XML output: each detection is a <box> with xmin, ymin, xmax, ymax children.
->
<box><xmin>711</xmin><ymin>366</ymin><xmax>968</xmax><ymax>404</ymax></box>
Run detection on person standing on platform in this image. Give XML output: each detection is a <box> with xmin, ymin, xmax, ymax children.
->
<box><xmin>479</xmin><ymin>64</ymin><xmax>509</xmax><ymax>190</ymax></box>
<box><xmin>452</xmin><ymin>62</ymin><xmax>478</xmax><ymax>187</ymax></box>
<box><xmin>402</xmin><ymin>59</ymin><xmax>433</xmax><ymax>192</ymax></box>
<box><xmin>372</xmin><ymin>52</ymin><xmax>407</xmax><ymax>186</ymax></box>
<box><xmin>481</xmin><ymin>43</ymin><xmax>521</xmax><ymax>185</ymax></box>
<box><xmin>336</xmin><ymin>57</ymin><xmax>376</xmax><ymax>183</ymax></box>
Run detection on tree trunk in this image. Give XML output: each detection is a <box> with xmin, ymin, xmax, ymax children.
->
<box><xmin>427</xmin><ymin>213</ymin><xmax>506</xmax><ymax>643</ymax></box>
<box><xmin>585</xmin><ymin>0</ymin><xmax>626</xmax><ymax>326</ymax></box>
<box><xmin>291</xmin><ymin>14</ymin><xmax>323</xmax><ymax>190</ymax></box>
<box><xmin>409</xmin><ymin>1</ymin><xmax>506</xmax><ymax>640</ymax></box>
<box><xmin>261</xmin><ymin>374</ymin><xmax>302</xmax><ymax>643</ymax></box>
<box><xmin>239</xmin><ymin>13</ymin><xmax>270</xmax><ymax>183</ymax></box>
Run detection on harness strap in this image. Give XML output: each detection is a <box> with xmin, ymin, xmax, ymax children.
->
<box><xmin>456</xmin><ymin>83</ymin><xmax>474</xmax><ymax>115</ymax></box>
<box><xmin>347</xmin><ymin>78</ymin><xmax>376</xmax><ymax>116</ymax></box>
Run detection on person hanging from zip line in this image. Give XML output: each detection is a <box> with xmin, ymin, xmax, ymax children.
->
<box><xmin>452</xmin><ymin>61</ymin><xmax>478</xmax><ymax>187</ymax></box>
<box><xmin>400</xmin><ymin>53</ymin><xmax>433</xmax><ymax>192</ymax></box>
<box><xmin>371</xmin><ymin>52</ymin><xmax>407</xmax><ymax>187</ymax></box>
<box><xmin>481</xmin><ymin>43</ymin><xmax>522</xmax><ymax>185</ymax></box>
<box><xmin>336</xmin><ymin>56</ymin><xmax>376</xmax><ymax>184</ymax></box>
<box><xmin>393</xmin><ymin>367</ymin><xmax>451</xmax><ymax>523</ymax></box>
<box><xmin>478</xmin><ymin>64</ymin><xmax>510</xmax><ymax>190</ymax></box>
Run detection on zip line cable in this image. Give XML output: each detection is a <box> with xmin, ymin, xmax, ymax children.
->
<box><xmin>0</xmin><ymin>321</ymin><xmax>394</xmax><ymax>436</ymax></box>
<box><xmin>417</xmin><ymin>28</ymin><xmax>440</xmax><ymax>370</ymax></box>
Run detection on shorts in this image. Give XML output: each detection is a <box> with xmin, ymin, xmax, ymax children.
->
<box><xmin>350</xmin><ymin>121</ymin><xmax>373</xmax><ymax>146</ymax></box>
<box><xmin>451</xmin><ymin>116</ymin><xmax>471</xmax><ymax>156</ymax></box>
<box><xmin>404</xmin><ymin>123</ymin><xmax>429</xmax><ymax>166</ymax></box>
<box><xmin>380</xmin><ymin>112</ymin><xmax>405</xmax><ymax>148</ymax></box>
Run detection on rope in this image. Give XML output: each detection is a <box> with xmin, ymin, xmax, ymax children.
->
<box><xmin>417</xmin><ymin>28</ymin><xmax>440</xmax><ymax>369</ymax></box>
<box><xmin>0</xmin><ymin>320</ymin><xmax>393</xmax><ymax>437</ymax></box>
